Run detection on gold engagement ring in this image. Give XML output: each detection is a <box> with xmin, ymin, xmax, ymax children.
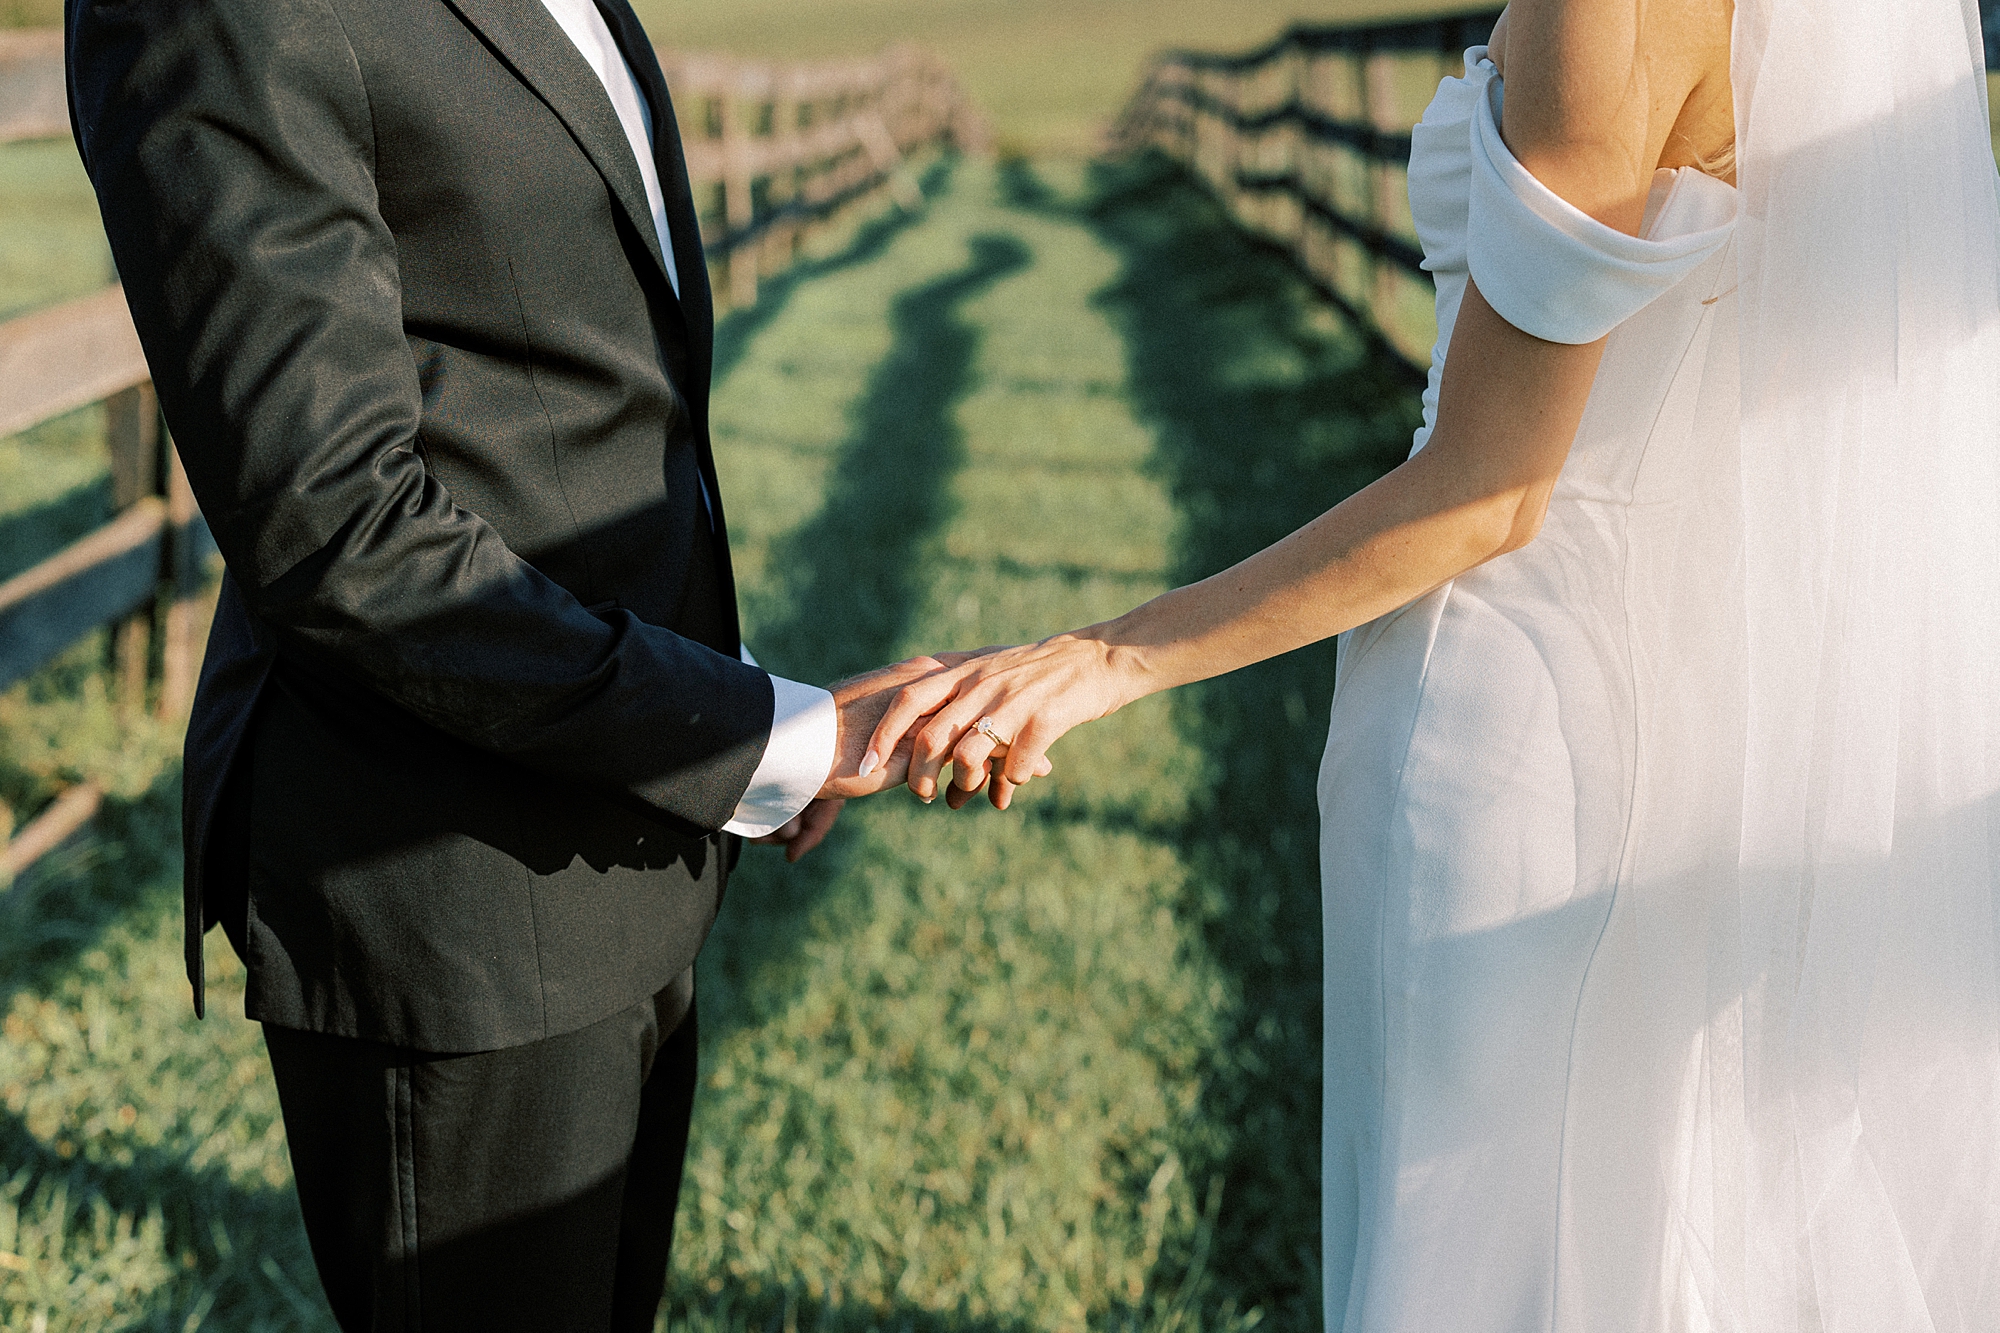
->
<box><xmin>975</xmin><ymin>716</ymin><xmax>1012</xmax><ymax>750</ymax></box>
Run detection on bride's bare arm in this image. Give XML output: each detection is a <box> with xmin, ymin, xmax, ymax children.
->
<box><xmin>873</xmin><ymin>0</ymin><xmax>1732</xmax><ymax>807</ymax></box>
<box><xmin>875</xmin><ymin>280</ymin><xmax>1599</xmax><ymax>807</ymax></box>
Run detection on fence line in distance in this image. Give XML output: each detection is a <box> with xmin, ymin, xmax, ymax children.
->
<box><xmin>663</xmin><ymin>42</ymin><xmax>988</xmax><ymax>308</ymax></box>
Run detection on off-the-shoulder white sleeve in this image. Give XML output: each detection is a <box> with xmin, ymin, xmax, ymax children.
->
<box><xmin>1467</xmin><ymin>64</ymin><xmax>1734</xmax><ymax>344</ymax></box>
<box><xmin>723</xmin><ymin>644</ymin><xmax>837</xmax><ymax>838</ymax></box>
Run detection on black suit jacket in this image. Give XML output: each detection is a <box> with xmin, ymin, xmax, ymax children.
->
<box><xmin>67</xmin><ymin>0</ymin><xmax>777</xmax><ymax>1051</ymax></box>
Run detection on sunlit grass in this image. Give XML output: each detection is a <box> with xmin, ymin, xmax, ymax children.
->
<box><xmin>691</xmin><ymin>164</ymin><xmax>1225</xmax><ymax>1325</ymax></box>
<box><xmin>5</xmin><ymin>1</ymin><xmax>2000</xmax><ymax>1322</ymax></box>
<box><xmin>0</xmin><ymin>152</ymin><xmax>1417</xmax><ymax>1328</ymax></box>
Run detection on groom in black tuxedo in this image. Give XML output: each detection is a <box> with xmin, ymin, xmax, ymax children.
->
<box><xmin>65</xmin><ymin>0</ymin><xmax>926</xmax><ymax>1325</ymax></box>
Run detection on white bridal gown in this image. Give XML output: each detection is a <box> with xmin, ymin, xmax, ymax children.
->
<box><xmin>1318</xmin><ymin>26</ymin><xmax>2000</xmax><ymax>1333</ymax></box>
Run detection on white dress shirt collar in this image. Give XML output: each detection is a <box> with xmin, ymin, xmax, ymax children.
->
<box><xmin>536</xmin><ymin>0</ymin><xmax>680</xmax><ymax>297</ymax></box>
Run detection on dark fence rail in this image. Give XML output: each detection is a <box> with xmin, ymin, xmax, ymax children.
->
<box><xmin>0</xmin><ymin>288</ymin><xmax>208</xmax><ymax>707</ymax></box>
<box><xmin>0</xmin><ymin>33</ymin><xmax>988</xmax><ymax>878</ymax></box>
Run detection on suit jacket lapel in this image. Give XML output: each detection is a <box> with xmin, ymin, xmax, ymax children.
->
<box><xmin>440</xmin><ymin>0</ymin><xmax>741</xmax><ymax>650</ymax></box>
<box><xmin>593</xmin><ymin>0</ymin><xmax>714</xmax><ymax>402</ymax></box>
<box><xmin>591</xmin><ymin>0</ymin><xmax>741</xmax><ymax>652</ymax></box>
<box><xmin>441</xmin><ymin>0</ymin><xmax>678</xmax><ymax>301</ymax></box>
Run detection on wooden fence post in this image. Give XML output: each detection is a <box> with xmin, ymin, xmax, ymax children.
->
<box><xmin>104</xmin><ymin>382</ymin><xmax>158</xmax><ymax>712</ymax></box>
<box><xmin>1363</xmin><ymin>48</ymin><xmax>1404</xmax><ymax>335</ymax></box>
<box><xmin>1277</xmin><ymin>45</ymin><xmax>1305</xmax><ymax>244</ymax></box>
<box><xmin>916</xmin><ymin>51</ymin><xmax>945</xmax><ymax>147</ymax></box>
<box><xmin>1174</xmin><ymin>62</ymin><xmax>1196</xmax><ymax>159</ymax></box>
<box><xmin>720</xmin><ymin>71</ymin><xmax>757</xmax><ymax>309</ymax></box>
<box><xmin>157</xmin><ymin>444</ymin><xmax>200</xmax><ymax>720</ymax></box>
<box><xmin>1195</xmin><ymin>67</ymin><xmax>1227</xmax><ymax>212</ymax></box>
<box><xmin>764</xmin><ymin>74</ymin><xmax>800</xmax><ymax>275</ymax></box>
<box><xmin>1298</xmin><ymin>51</ymin><xmax>1333</xmax><ymax>290</ymax></box>
<box><xmin>1221</xmin><ymin>68</ymin><xmax>1245</xmax><ymax>224</ymax></box>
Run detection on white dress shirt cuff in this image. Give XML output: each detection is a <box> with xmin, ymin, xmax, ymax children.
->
<box><xmin>722</xmin><ymin>646</ymin><xmax>837</xmax><ymax>838</ymax></box>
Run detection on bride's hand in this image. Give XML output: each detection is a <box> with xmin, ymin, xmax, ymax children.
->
<box><xmin>862</xmin><ymin>632</ymin><xmax>1140</xmax><ymax>810</ymax></box>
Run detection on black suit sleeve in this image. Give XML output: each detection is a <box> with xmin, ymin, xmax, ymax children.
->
<box><xmin>65</xmin><ymin>0</ymin><xmax>773</xmax><ymax>832</ymax></box>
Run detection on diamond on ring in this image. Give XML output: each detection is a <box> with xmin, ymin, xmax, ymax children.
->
<box><xmin>976</xmin><ymin>716</ymin><xmax>1012</xmax><ymax>749</ymax></box>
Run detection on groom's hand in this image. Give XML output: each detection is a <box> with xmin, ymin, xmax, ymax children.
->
<box><xmin>749</xmin><ymin>797</ymin><xmax>845</xmax><ymax>861</ymax></box>
<box><xmin>818</xmin><ymin>657</ymin><xmax>951</xmax><ymax>800</ymax></box>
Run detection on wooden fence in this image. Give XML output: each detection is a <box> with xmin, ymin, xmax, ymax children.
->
<box><xmin>0</xmin><ymin>32</ymin><xmax>986</xmax><ymax>878</ymax></box>
<box><xmin>0</xmin><ymin>275</ymin><xmax>203</xmax><ymax>881</ymax></box>
<box><xmin>663</xmin><ymin>43</ymin><xmax>987</xmax><ymax>308</ymax></box>
<box><xmin>1112</xmin><ymin>9</ymin><xmax>1502</xmax><ymax>381</ymax></box>
<box><xmin>1117</xmin><ymin>5</ymin><xmax>2000</xmax><ymax>380</ymax></box>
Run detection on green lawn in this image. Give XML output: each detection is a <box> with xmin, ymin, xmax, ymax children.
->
<box><xmin>6</xmin><ymin>2</ymin><xmax>2000</xmax><ymax>1326</ymax></box>
<box><xmin>0</xmin><ymin>152</ymin><xmax>1417</xmax><ymax>1329</ymax></box>
<box><xmin>0</xmin><ymin>0</ymin><xmax>55</xmax><ymax>32</ymax></box>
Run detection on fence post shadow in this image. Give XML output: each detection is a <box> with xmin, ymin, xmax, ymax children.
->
<box><xmin>0</xmin><ymin>756</ymin><xmax>181</xmax><ymax>1008</ymax></box>
<box><xmin>0</xmin><ymin>757</ymin><xmax>332</xmax><ymax>1328</ymax></box>
<box><xmin>699</xmin><ymin>227</ymin><xmax>1032</xmax><ymax>1043</ymax></box>
<box><xmin>711</xmin><ymin>157</ymin><xmax>959</xmax><ymax>391</ymax></box>
<box><xmin>996</xmin><ymin>149</ymin><xmax>1419</xmax><ymax>1322</ymax></box>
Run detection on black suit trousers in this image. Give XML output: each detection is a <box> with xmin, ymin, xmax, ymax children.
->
<box><xmin>263</xmin><ymin>976</ymin><xmax>698</xmax><ymax>1332</ymax></box>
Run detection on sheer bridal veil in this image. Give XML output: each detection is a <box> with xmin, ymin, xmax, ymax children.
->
<box><xmin>1725</xmin><ymin>0</ymin><xmax>2000</xmax><ymax>1324</ymax></box>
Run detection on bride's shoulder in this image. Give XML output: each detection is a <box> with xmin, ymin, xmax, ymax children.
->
<box><xmin>1489</xmin><ymin>0</ymin><xmax>1730</xmax><ymax>75</ymax></box>
<box><xmin>1488</xmin><ymin>0</ymin><xmax>1730</xmax><ymax>102</ymax></box>
<box><xmin>1488</xmin><ymin>0</ymin><xmax>1732</xmax><ymax>230</ymax></box>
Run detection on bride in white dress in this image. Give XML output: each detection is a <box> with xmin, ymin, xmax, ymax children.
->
<box><xmin>863</xmin><ymin>0</ymin><xmax>2000</xmax><ymax>1325</ymax></box>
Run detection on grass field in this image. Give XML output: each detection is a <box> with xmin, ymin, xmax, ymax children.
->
<box><xmin>0</xmin><ymin>148</ymin><xmax>1418</xmax><ymax>1327</ymax></box>
<box><xmin>0</xmin><ymin>7</ymin><xmax>1419</xmax><ymax>1324</ymax></box>
<box><xmin>9</xmin><ymin>0</ymin><xmax>2000</xmax><ymax>1325</ymax></box>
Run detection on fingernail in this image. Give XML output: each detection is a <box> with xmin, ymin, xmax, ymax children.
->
<box><xmin>858</xmin><ymin>749</ymin><xmax>879</xmax><ymax>778</ymax></box>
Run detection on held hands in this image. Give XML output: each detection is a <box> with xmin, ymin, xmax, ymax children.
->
<box><xmin>862</xmin><ymin>632</ymin><xmax>1139</xmax><ymax>811</ymax></box>
<box><xmin>819</xmin><ymin>656</ymin><xmax>957</xmax><ymax>799</ymax></box>
<box><xmin>759</xmin><ymin>638</ymin><xmax>1120</xmax><ymax>863</ymax></box>
<box><xmin>750</xmin><ymin>655</ymin><xmax>949</xmax><ymax>862</ymax></box>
